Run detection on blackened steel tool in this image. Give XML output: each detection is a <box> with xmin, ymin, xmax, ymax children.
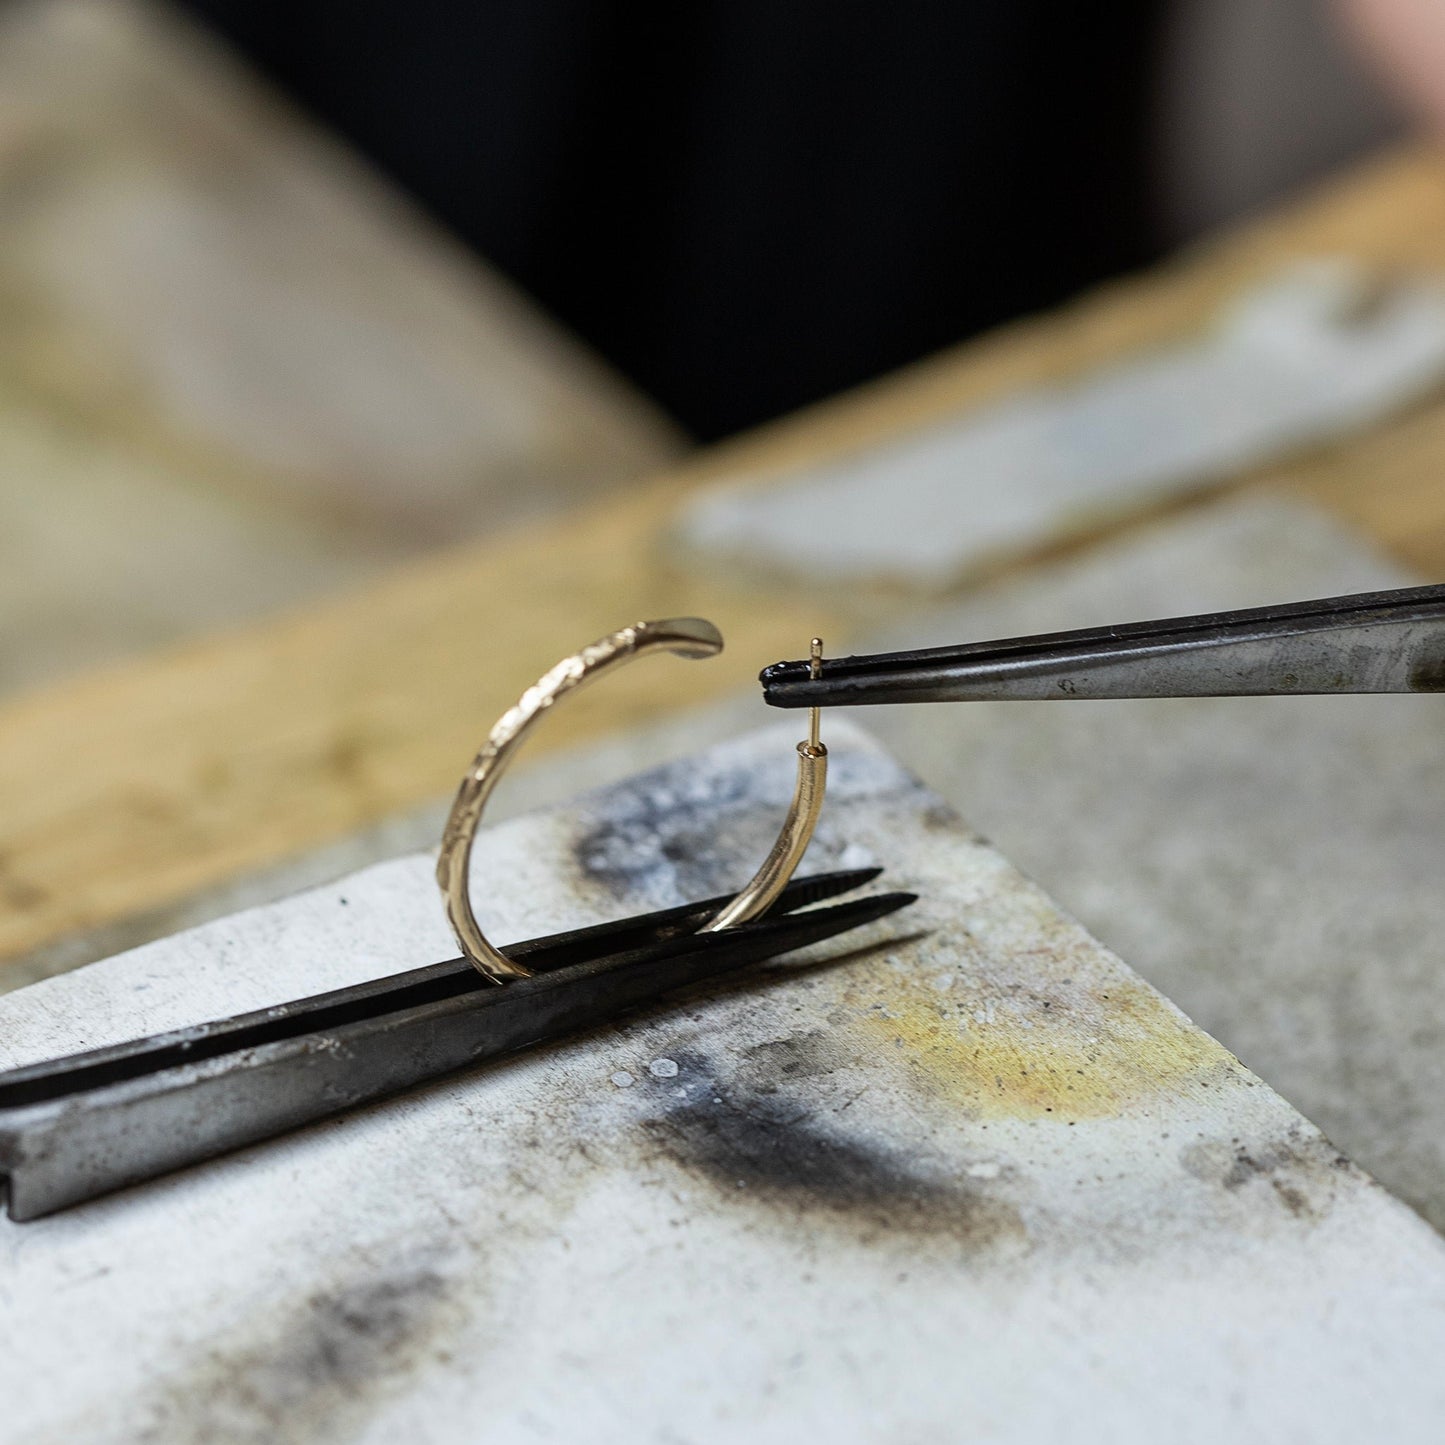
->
<box><xmin>0</xmin><ymin>869</ymin><xmax>912</xmax><ymax>1221</ymax></box>
<box><xmin>762</xmin><ymin>584</ymin><xmax>1445</xmax><ymax>708</ymax></box>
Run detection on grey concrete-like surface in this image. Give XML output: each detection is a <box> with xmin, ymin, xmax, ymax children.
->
<box><xmin>851</xmin><ymin>497</ymin><xmax>1445</xmax><ymax>1230</ymax></box>
<box><xmin>474</xmin><ymin>495</ymin><xmax>1445</xmax><ymax>1232</ymax></box>
<box><xmin>4</xmin><ymin>724</ymin><xmax>1444</xmax><ymax>1443</ymax></box>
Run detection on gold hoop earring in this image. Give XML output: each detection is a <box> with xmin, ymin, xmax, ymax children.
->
<box><xmin>436</xmin><ymin>618</ymin><xmax>828</xmax><ymax>982</ymax></box>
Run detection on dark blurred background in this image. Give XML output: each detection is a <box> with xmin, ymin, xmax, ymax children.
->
<box><xmin>180</xmin><ymin>0</ymin><xmax>1403</xmax><ymax>440</ymax></box>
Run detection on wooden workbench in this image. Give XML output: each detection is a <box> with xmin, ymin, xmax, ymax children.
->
<box><xmin>0</xmin><ymin>0</ymin><xmax>681</xmax><ymax>696</ymax></box>
<box><xmin>4</xmin><ymin>145</ymin><xmax>1445</xmax><ymax>971</ymax></box>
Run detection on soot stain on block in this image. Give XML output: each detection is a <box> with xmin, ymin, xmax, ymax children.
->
<box><xmin>738</xmin><ymin>1030</ymin><xmax>852</xmax><ymax>1092</ymax></box>
<box><xmin>1181</xmin><ymin>1123</ymin><xmax>1359</xmax><ymax>1224</ymax></box>
<box><xmin>571</xmin><ymin>763</ymin><xmax>761</xmax><ymax>904</ymax></box>
<box><xmin>637</xmin><ymin>1048</ymin><xmax>1025</xmax><ymax>1253</ymax></box>
<box><xmin>1408</xmin><ymin>653</ymin><xmax>1445</xmax><ymax>691</ymax></box>
<box><xmin>139</xmin><ymin>1255</ymin><xmax>466</xmax><ymax>1445</ymax></box>
<box><xmin>567</xmin><ymin>736</ymin><xmax>917</xmax><ymax>905</ymax></box>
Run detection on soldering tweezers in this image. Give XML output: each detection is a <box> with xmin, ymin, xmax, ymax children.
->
<box><xmin>0</xmin><ymin>869</ymin><xmax>912</xmax><ymax>1221</ymax></box>
<box><xmin>762</xmin><ymin>584</ymin><xmax>1445</xmax><ymax>707</ymax></box>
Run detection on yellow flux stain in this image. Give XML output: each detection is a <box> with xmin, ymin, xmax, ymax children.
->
<box><xmin>850</xmin><ymin>971</ymin><xmax>1240</xmax><ymax>1122</ymax></box>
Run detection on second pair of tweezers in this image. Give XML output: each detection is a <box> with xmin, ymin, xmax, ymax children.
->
<box><xmin>762</xmin><ymin>584</ymin><xmax>1445</xmax><ymax>706</ymax></box>
<box><xmin>0</xmin><ymin>869</ymin><xmax>911</xmax><ymax>1221</ymax></box>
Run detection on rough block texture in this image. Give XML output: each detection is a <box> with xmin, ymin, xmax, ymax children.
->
<box><xmin>1</xmin><ymin>723</ymin><xmax>1442</xmax><ymax>1443</ymax></box>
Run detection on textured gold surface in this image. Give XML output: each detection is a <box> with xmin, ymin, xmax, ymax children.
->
<box><xmin>437</xmin><ymin>619</ymin><xmax>723</xmax><ymax>978</ymax></box>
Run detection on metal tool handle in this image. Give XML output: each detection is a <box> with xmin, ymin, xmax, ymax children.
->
<box><xmin>762</xmin><ymin>584</ymin><xmax>1445</xmax><ymax>707</ymax></box>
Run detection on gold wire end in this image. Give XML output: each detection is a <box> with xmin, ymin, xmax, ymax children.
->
<box><xmin>808</xmin><ymin>637</ymin><xmax>823</xmax><ymax>753</ymax></box>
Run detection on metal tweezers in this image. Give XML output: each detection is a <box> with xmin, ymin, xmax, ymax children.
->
<box><xmin>0</xmin><ymin>869</ymin><xmax>912</xmax><ymax>1221</ymax></box>
<box><xmin>762</xmin><ymin>584</ymin><xmax>1445</xmax><ymax>707</ymax></box>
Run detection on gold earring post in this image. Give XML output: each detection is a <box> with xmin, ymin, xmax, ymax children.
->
<box><xmin>700</xmin><ymin>637</ymin><xmax>827</xmax><ymax>933</ymax></box>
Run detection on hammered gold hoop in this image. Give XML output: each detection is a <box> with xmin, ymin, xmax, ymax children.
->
<box><xmin>436</xmin><ymin>618</ymin><xmax>828</xmax><ymax>981</ymax></box>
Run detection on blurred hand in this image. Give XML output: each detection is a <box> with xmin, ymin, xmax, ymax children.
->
<box><xmin>1340</xmin><ymin>0</ymin><xmax>1445</xmax><ymax>133</ymax></box>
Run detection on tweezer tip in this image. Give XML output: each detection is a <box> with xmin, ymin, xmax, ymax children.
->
<box><xmin>758</xmin><ymin>657</ymin><xmax>801</xmax><ymax>705</ymax></box>
<box><xmin>778</xmin><ymin>866</ymin><xmax>883</xmax><ymax>909</ymax></box>
<box><xmin>857</xmin><ymin>890</ymin><xmax>918</xmax><ymax>918</ymax></box>
<box><xmin>776</xmin><ymin>888</ymin><xmax>918</xmax><ymax>930</ymax></box>
<box><xmin>822</xmin><ymin>865</ymin><xmax>884</xmax><ymax>887</ymax></box>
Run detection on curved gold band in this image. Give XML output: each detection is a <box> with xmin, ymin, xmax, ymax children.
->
<box><xmin>436</xmin><ymin>617</ymin><xmax>827</xmax><ymax>982</ymax></box>
<box><xmin>700</xmin><ymin>738</ymin><xmax>826</xmax><ymax>933</ymax></box>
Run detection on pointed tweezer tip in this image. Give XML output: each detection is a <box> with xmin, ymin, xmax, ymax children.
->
<box><xmin>775</xmin><ymin>865</ymin><xmax>884</xmax><ymax>911</ymax></box>
<box><xmin>644</xmin><ymin>887</ymin><xmax>917</xmax><ymax>991</ymax></box>
<box><xmin>750</xmin><ymin>888</ymin><xmax>917</xmax><ymax>943</ymax></box>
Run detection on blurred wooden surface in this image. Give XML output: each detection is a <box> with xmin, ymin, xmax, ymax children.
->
<box><xmin>0</xmin><ymin>0</ymin><xmax>682</xmax><ymax>696</ymax></box>
<box><xmin>5</xmin><ymin>143</ymin><xmax>1445</xmax><ymax>968</ymax></box>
